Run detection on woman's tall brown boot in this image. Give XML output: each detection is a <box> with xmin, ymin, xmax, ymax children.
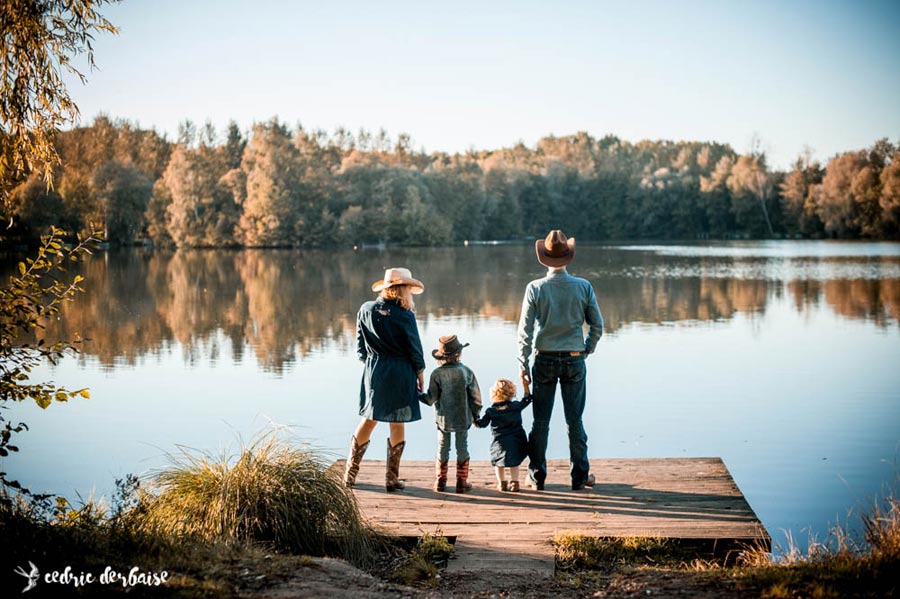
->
<box><xmin>343</xmin><ymin>435</ymin><xmax>369</xmax><ymax>487</ymax></box>
<box><xmin>434</xmin><ymin>460</ymin><xmax>449</xmax><ymax>492</ymax></box>
<box><xmin>385</xmin><ymin>439</ymin><xmax>406</xmax><ymax>492</ymax></box>
<box><xmin>456</xmin><ymin>459</ymin><xmax>472</xmax><ymax>493</ymax></box>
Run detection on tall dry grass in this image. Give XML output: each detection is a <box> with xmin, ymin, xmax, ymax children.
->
<box><xmin>137</xmin><ymin>433</ymin><xmax>380</xmax><ymax>564</ymax></box>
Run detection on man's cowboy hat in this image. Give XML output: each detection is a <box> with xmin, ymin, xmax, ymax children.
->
<box><xmin>535</xmin><ymin>230</ymin><xmax>575</xmax><ymax>267</ymax></box>
<box><xmin>431</xmin><ymin>334</ymin><xmax>469</xmax><ymax>359</ymax></box>
<box><xmin>371</xmin><ymin>267</ymin><xmax>425</xmax><ymax>294</ymax></box>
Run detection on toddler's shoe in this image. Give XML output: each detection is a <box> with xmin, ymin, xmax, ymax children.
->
<box><xmin>498</xmin><ymin>480</ymin><xmax>509</xmax><ymax>492</ymax></box>
<box><xmin>508</xmin><ymin>481</ymin><xmax>520</xmax><ymax>493</ymax></box>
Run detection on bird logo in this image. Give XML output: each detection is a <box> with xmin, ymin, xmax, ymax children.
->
<box><xmin>13</xmin><ymin>561</ymin><xmax>39</xmax><ymax>593</ymax></box>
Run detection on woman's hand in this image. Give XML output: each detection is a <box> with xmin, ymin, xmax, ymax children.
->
<box><xmin>417</xmin><ymin>370</ymin><xmax>425</xmax><ymax>392</ymax></box>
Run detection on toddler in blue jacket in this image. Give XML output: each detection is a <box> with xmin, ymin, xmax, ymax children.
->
<box><xmin>475</xmin><ymin>378</ymin><xmax>532</xmax><ymax>492</ymax></box>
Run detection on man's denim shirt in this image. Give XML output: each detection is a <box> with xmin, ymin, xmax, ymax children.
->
<box><xmin>517</xmin><ymin>268</ymin><xmax>604</xmax><ymax>371</ymax></box>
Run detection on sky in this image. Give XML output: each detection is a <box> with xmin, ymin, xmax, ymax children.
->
<box><xmin>61</xmin><ymin>0</ymin><xmax>900</xmax><ymax>170</ymax></box>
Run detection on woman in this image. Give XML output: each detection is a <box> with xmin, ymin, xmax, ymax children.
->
<box><xmin>344</xmin><ymin>267</ymin><xmax>426</xmax><ymax>492</ymax></box>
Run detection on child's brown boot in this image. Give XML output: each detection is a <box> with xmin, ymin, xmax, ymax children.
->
<box><xmin>455</xmin><ymin>459</ymin><xmax>472</xmax><ymax>493</ymax></box>
<box><xmin>434</xmin><ymin>460</ymin><xmax>449</xmax><ymax>492</ymax></box>
<box><xmin>497</xmin><ymin>480</ymin><xmax>509</xmax><ymax>492</ymax></box>
<box><xmin>508</xmin><ymin>480</ymin><xmax>520</xmax><ymax>492</ymax></box>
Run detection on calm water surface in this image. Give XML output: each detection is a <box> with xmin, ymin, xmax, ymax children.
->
<box><xmin>4</xmin><ymin>241</ymin><xmax>900</xmax><ymax>551</ymax></box>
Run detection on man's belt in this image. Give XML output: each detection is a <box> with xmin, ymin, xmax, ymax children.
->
<box><xmin>536</xmin><ymin>350</ymin><xmax>583</xmax><ymax>356</ymax></box>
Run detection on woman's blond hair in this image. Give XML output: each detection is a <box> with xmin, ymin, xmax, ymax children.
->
<box><xmin>490</xmin><ymin>378</ymin><xmax>516</xmax><ymax>403</ymax></box>
<box><xmin>380</xmin><ymin>284</ymin><xmax>415</xmax><ymax>311</ymax></box>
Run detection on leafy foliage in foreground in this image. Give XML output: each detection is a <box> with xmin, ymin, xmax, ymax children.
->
<box><xmin>0</xmin><ymin>227</ymin><xmax>97</xmax><ymax>500</ymax></box>
<box><xmin>0</xmin><ymin>0</ymin><xmax>118</xmax><ymax>214</ymax></box>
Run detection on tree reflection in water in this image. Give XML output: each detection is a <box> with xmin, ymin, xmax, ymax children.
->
<box><xmin>17</xmin><ymin>244</ymin><xmax>899</xmax><ymax>373</ymax></box>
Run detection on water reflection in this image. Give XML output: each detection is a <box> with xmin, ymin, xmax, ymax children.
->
<box><xmin>19</xmin><ymin>244</ymin><xmax>898</xmax><ymax>372</ymax></box>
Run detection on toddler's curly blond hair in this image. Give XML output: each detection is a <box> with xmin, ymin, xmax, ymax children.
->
<box><xmin>490</xmin><ymin>378</ymin><xmax>516</xmax><ymax>403</ymax></box>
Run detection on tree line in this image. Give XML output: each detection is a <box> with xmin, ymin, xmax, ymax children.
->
<box><xmin>5</xmin><ymin>116</ymin><xmax>900</xmax><ymax>246</ymax></box>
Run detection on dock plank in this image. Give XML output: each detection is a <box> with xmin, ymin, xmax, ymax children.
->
<box><xmin>339</xmin><ymin>458</ymin><xmax>769</xmax><ymax>576</ymax></box>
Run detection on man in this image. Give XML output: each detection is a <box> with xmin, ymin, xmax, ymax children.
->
<box><xmin>517</xmin><ymin>230</ymin><xmax>604</xmax><ymax>491</ymax></box>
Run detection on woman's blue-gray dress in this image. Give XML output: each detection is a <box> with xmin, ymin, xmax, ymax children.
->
<box><xmin>357</xmin><ymin>297</ymin><xmax>425</xmax><ymax>422</ymax></box>
<box><xmin>475</xmin><ymin>396</ymin><xmax>533</xmax><ymax>467</ymax></box>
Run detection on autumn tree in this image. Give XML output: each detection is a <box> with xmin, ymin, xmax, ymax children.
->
<box><xmin>237</xmin><ymin>119</ymin><xmax>302</xmax><ymax>247</ymax></box>
<box><xmin>815</xmin><ymin>151</ymin><xmax>872</xmax><ymax>237</ymax></box>
<box><xmin>162</xmin><ymin>140</ymin><xmax>239</xmax><ymax>248</ymax></box>
<box><xmin>8</xmin><ymin>173</ymin><xmax>74</xmax><ymax>239</ymax></box>
<box><xmin>145</xmin><ymin>178</ymin><xmax>173</xmax><ymax>246</ymax></box>
<box><xmin>92</xmin><ymin>160</ymin><xmax>153</xmax><ymax>244</ymax></box>
<box><xmin>781</xmin><ymin>149</ymin><xmax>824</xmax><ymax>236</ymax></box>
<box><xmin>699</xmin><ymin>155</ymin><xmax>738</xmax><ymax>236</ymax></box>
<box><xmin>0</xmin><ymin>0</ymin><xmax>117</xmax><ymax>220</ymax></box>
<box><xmin>727</xmin><ymin>154</ymin><xmax>775</xmax><ymax>236</ymax></box>
<box><xmin>879</xmin><ymin>150</ymin><xmax>900</xmax><ymax>236</ymax></box>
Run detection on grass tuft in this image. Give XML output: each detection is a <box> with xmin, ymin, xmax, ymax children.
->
<box><xmin>390</xmin><ymin>533</ymin><xmax>454</xmax><ymax>586</ymax></box>
<box><xmin>554</xmin><ymin>533</ymin><xmax>701</xmax><ymax>571</ymax></box>
<box><xmin>137</xmin><ymin>432</ymin><xmax>380</xmax><ymax>564</ymax></box>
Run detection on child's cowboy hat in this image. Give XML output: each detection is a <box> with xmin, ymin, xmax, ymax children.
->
<box><xmin>535</xmin><ymin>229</ymin><xmax>575</xmax><ymax>267</ymax></box>
<box><xmin>431</xmin><ymin>335</ymin><xmax>470</xmax><ymax>359</ymax></box>
<box><xmin>371</xmin><ymin>267</ymin><xmax>425</xmax><ymax>294</ymax></box>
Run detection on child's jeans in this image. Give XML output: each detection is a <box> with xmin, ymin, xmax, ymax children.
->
<box><xmin>437</xmin><ymin>429</ymin><xmax>469</xmax><ymax>463</ymax></box>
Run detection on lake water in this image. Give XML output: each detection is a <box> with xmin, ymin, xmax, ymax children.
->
<box><xmin>4</xmin><ymin>241</ymin><xmax>900</xmax><ymax>552</ymax></box>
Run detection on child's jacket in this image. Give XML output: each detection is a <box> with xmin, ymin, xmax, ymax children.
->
<box><xmin>475</xmin><ymin>396</ymin><xmax>533</xmax><ymax>467</ymax></box>
<box><xmin>421</xmin><ymin>362</ymin><xmax>482</xmax><ymax>432</ymax></box>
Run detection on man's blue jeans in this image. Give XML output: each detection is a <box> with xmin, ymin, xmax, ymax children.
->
<box><xmin>527</xmin><ymin>353</ymin><xmax>590</xmax><ymax>486</ymax></box>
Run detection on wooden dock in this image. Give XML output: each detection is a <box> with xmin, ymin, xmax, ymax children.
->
<box><xmin>342</xmin><ymin>458</ymin><xmax>770</xmax><ymax>576</ymax></box>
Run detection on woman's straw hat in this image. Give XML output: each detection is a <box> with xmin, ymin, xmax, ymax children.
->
<box><xmin>535</xmin><ymin>230</ymin><xmax>575</xmax><ymax>267</ymax></box>
<box><xmin>371</xmin><ymin>267</ymin><xmax>425</xmax><ymax>294</ymax></box>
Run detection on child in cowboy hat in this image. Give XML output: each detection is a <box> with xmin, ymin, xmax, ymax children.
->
<box><xmin>420</xmin><ymin>335</ymin><xmax>482</xmax><ymax>492</ymax></box>
<box><xmin>474</xmin><ymin>378</ymin><xmax>533</xmax><ymax>492</ymax></box>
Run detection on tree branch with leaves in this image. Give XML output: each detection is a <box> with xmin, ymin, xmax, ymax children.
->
<box><xmin>1</xmin><ymin>0</ymin><xmax>118</xmax><ymax>221</ymax></box>
<box><xmin>1</xmin><ymin>226</ymin><xmax>98</xmax><ymax>502</ymax></box>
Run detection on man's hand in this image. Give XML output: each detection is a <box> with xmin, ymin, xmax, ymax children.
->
<box><xmin>520</xmin><ymin>370</ymin><xmax>531</xmax><ymax>396</ymax></box>
<box><xmin>417</xmin><ymin>371</ymin><xmax>425</xmax><ymax>392</ymax></box>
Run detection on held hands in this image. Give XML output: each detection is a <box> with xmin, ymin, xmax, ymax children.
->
<box><xmin>417</xmin><ymin>371</ymin><xmax>425</xmax><ymax>392</ymax></box>
<box><xmin>520</xmin><ymin>370</ymin><xmax>531</xmax><ymax>396</ymax></box>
